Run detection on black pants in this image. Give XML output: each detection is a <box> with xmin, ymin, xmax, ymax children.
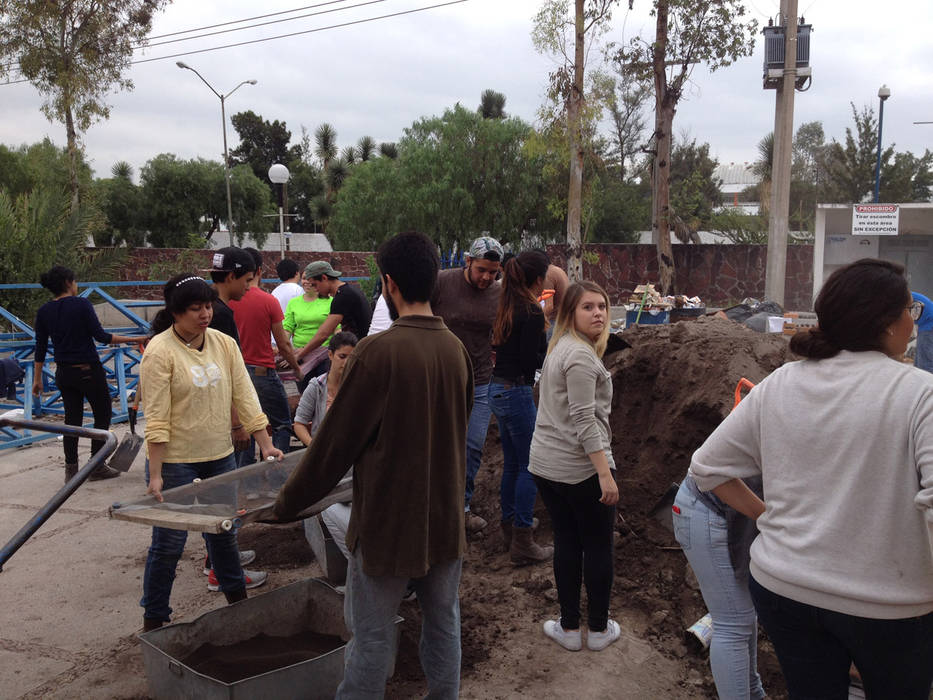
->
<box><xmin>55</xmin><ymin>362</ymin><xmax>112</xmax><ymax>464</ymax></box>
<box><xmin>534</xmin><ymin>474</ymin><xmax>615</xmax><ymax>631</ymax></box>
<box><xmin>750</xmin><ymin>575</ymin><xmax>933</xmax><ymax>700</ymax></box>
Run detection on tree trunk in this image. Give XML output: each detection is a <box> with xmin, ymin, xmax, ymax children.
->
<box><xmin>64</xmin><ymin>95</ymin><xmax>80</xmax><ymax>214</ymax></box>
<box><xmin>652</xmin><ymin>0</ymin><xmax>675</xmax><ymax>295</ymax></box>
<box><xmin>565</xmin><ymin>0</ymin><xmax>586</xmax><ymax>283</ymax></box>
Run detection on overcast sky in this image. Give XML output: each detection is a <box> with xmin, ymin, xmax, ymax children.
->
<box><xmin>1</xmin><ymin>0</ymin><xmax>931</xmax><ymax>181</ymax></box>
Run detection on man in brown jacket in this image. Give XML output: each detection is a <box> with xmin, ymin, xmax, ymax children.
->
<box><xmin>274</xmin><ymin>231</ymin><xmax>473</xmax><ymax>699</ymax></box>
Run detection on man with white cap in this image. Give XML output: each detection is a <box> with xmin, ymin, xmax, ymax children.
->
<box><xmin>432</xmin><ymin>235</ymin><xmax>503</xmax><ymax>532</ymax></box>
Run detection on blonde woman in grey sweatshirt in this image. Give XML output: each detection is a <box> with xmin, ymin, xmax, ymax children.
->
<box><xmin>692</xmin><ymin>258</ymin><xmax>933</xmax><ymax>699</ymax></box>
<box><xmin>530</xmin><ymin>281</ymin><xmax>620</xmax><ymax>653</ymax></box>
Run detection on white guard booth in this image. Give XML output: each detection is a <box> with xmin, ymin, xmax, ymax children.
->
<box><xmin>813</xmin><ymin>203</ymin><xmax>933</xmax><ymax>301</ymax></box>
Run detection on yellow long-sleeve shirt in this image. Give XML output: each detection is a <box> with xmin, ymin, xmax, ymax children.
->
<box><xmin>141</xmin><ymin>327</ymin><xmax>267</xmax><ymax>463</ymax></box>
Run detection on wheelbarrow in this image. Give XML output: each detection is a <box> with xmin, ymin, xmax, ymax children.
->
<box><xmin>0</xmin><ymin>417</ymin><xmax>116</xmax><ymax>572</ymax></box>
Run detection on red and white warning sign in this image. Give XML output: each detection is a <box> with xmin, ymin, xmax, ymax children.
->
<box><xmin>852</xmin><ymin>204</ymin><xmax>899</xmax><ymax>235</ymax></box>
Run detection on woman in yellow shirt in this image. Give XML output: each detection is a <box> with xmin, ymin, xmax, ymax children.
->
<box><xmin>139</xmin><ymin>274</ymin><xmax>283</xmax><ymax>631</ymax></box>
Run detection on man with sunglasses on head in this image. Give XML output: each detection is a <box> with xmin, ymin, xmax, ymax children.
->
<box><xmin>431</xmin><ymin>235</ymin><xmax>503</xmax><ymax>533</ymax></box>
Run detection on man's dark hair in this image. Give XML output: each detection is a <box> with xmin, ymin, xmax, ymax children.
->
<box><xmin>276</xmin><ymin>258</ymin><xmax>299</xmax><ymax>281</ymax></box>
<box><xmin>376</xmin><ymin>231</ymin><xmax>439</xmax><ymax>303</ymax></box>
<box><xmin>39</xmin><ymin>265</ymin><xmax>75</xmax><ymax>296</ymax></box>
<box><xmin>244</xmin><ymin>247</ymin><xmax>264</xmax><ymax>275</ymax></box>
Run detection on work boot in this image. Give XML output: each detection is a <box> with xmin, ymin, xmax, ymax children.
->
<box><xmin>465</xmin><ymin>512</ymin><xmax>488</xmax><ymax>533</ymax></box>
<box><xmin>88</xmin><ymin>464</ymin><xmax>121</xmax><ymax>481</ymax></box>
<box><xmin>510</xmin><ymin>526</ymin><xmax>553</xmax><ymax>566</ymax></box>
<box><xmin>224</xmin><ymin>588</ymin><xmax>248</xmax><ymax>604</ymax></box>
<box><xmin>502</xmin><ymin>518</ymin><xmax>541</xmax><ymax>553</ymax></box>
<box><xmin>142</xmin><ymin>617</ymin><xmax>164</xmax><ymax>632</ymax></box>
<box><xmin>64</xmin><ymin>463</ymin><xmax>78</xmax><ymax>483</ymax></box>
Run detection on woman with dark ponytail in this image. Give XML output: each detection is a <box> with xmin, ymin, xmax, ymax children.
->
<box><xmin>489</xmin><ymin>250</ymin><xmax>552</xmax><ymax>565</ymax></box>
<box><xmin>33</xmin><ymin>266</ymin><xmax>138</xmax><ymax>482</ymax></box>
<box><xmin>139</xmin><ymin>274</ymin><xmax>283</xmax><ymax>631</ymax></box>
<box><xmin>687</xmin><ymin>258</ymin><xmax>933</xmax><ymax>698</ymax></box>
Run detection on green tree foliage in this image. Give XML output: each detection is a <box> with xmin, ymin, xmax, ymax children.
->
<box><xmin>93</xmin><ymin>162</ymin><xmax>143</xmax><ymax>246</ymax></box>
<box><xmin>0</xmin><ymin>188</ymin><xmax>123</xmax><ymax>320</ymax></box>
<box><xmin>138</xmin><ymin>154</ymin><xmax>272</xmax><ymax>248</ymax></box>
<box><xmin>0</xmin><ymin>139</ymin><xmax>93</xmax><ymax>202</ymax></box>
<box><xmin>0</xmin><ymin>0</ymin><xmax>170</xmax><ymax>210</ymax></box>
<box><xmin>668</xmin><ymin>139</ymin><xmax>722</xmax><ymax>241</ymax></box>
<box><xmin>709</xmin><ymin>208</ymin><xmax>768</xmax><ymax>244</ymax></box>
<box><xmin>479</xmin><ymin>89</ymin><xmax>507</xmax><ymax>119</ymax></box>
<box><xmin>329</xmin><ymin>158</ymin><xmax>404</xmax><ymax>250</ymax></box>
<box><xmin>229</xmin><ymin>110</ymin><xmax>301</xmax><ymax>183</ymax></box>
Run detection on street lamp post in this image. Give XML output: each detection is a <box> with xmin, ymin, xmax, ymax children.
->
<box><xmin>874</xmin><ymin>84</ymin><xmax>891</xmax><ymax>203</ymax></box>
<box><xmin>176</xmin><ymin>62</ymin><xmax>257</xmax><ymax>246</ymax></box>
<box><xmin>268</xmin><ymin>164</ymin><xmax>290</xmax><ymax>260</ymax></box>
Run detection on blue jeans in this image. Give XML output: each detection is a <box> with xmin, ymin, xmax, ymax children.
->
<box><xmin>464</xmin><ymin>383</ymin><xmax>491</xmax><ymax>512</ymax></box>
<box><xmin>140</xmin><ymin>454</ymin><xmax>245</xmax><ymax>623</ymax></box>
<box><xmin>916</xmin><ymin>329</ymin><xmax>933</xmax><ymax>373</ymax></box>
<box><xmin>236</xmin><ymin>365</ymin><xmax>293</xmax><ymax>467</ymax></box>
<box><xmin>673</xmin><ymin>481</ymin><xmax>765</xmax><ymax>700</ymax></box>
<box><xmin>337</xmin><ymin>549</ymin><xmax>462</xmax><ymax>699</ymax></box>
<box><xmin>489</xmin><ymin>382</ymin><xmax>538</xmax><ymax>528</ymax></box>
<box><xmin>750</xmin><ymin>576</ymin><xmax>933</xmax><ymax>700</ymax></box>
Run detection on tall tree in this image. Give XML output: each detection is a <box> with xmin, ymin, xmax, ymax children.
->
<box><xmin>229</xmin><ymin>110</ymin><xmax>300</xmax><ymax>183</ymax></box>
<box><xmin>599</xmin><ymin>56</ymin><xmax>651</xmax><ymax>180</ymax></box>
<box><xmin>0</xmin><ymin>0</ymin><xmax>170</xmax><ymax>211</ymax></box>
<box><xmin>532</xmin><ymin>0</ymin><xmax>617</xmax><ymax>281</ymax></box>
<box><xmin>618</xmin><ymin>0</ymin><xmax>757</xmax><ymax>293</ymax></box>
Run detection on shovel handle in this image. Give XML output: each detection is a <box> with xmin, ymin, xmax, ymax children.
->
<box><xmin>733</xmin><ymin>378</ymin><xmax>756</xmax><ymax>410</ymax></box>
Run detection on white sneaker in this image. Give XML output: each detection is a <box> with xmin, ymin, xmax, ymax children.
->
<box><xmin>543</xmin><ymin>619</ymin><xmax>582</xmax><ymax>651</ymax></box>
<box><xmin>202</xmin><ymin>549</ymin><xmax>256</xmax><ymax>575</ymax></box>
<box><xmin>586</xmin><ymin>619</ymin><xmax>621</xmax><ymax>651</ymax></box>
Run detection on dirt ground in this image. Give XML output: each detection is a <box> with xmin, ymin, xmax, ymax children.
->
<box><xmin>1</xmin><ymin>316</ymin><xmax>794</xmax><ymax>699</ymax></box>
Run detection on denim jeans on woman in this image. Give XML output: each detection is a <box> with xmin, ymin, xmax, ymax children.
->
<box><xmin>673</xmin><ymin>481</ymin><xmax>766</xmax><ymax>700</ymax></box>
<box><xmin>489</xmin><ymin>382</ymin><xmax>538</xmax><ymax>527</ymax></box>
<box><xmin>141</xmin><ymin>453</ymin><xmax>244</xmax><ymax>623</ymax></box>
<box><xmin>750</xmin><ymin>576</ymin><xmax>933</xmax><ymax>700</ymax></box>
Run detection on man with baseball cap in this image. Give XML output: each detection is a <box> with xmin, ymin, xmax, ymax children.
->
<box><xmin>432</xmin><ymin>235</ymin><xmax>503</xmax><ymax>533</ymax></box>
<box><xmin>208</xmin><ymin>247</ymin><xmax>256</xmax><ymax>343</ymax></box>
<box><xmin>293</xmin><ymin>261</ymin><xmax>372</xmax><ymax>364</ymax></box>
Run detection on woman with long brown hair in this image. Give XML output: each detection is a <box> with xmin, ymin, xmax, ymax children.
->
<box><xmin>489</xmin><ymin>250</ymin><xmax>552</xmax><ymax>565</ymax></box>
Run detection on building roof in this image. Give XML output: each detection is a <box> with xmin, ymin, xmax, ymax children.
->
<box><xmin>208</xmin><ymin>233</ymin><xmax>333</xmax><ymax>253</ymax></box>
<box><xmin>715</xmin><ymin>162</ymin><xmax>759</xmax><ymax>194</ymax></box>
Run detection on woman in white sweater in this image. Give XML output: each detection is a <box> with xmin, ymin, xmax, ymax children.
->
<box><xmin>692</xmin><ymin>258</ymin><xmax>933</xmax><ymax>698</ymax></box>
<box><xmin>529</xmin><ymin>281</ymin><xmax>620</xmax><ymax>652</ymax></box>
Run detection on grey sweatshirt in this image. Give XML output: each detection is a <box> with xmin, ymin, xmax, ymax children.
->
<box><xmin>530</xmin><ymin>334</ymin><xmax>615</xmax><ymax>484</ymax></box>
<box><xmin>690</xmin><ymin>350</ymin><xmax>933</xmax><ymax>619</ymax></box>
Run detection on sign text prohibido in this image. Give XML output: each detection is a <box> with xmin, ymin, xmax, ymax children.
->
<box><xmin>852</xmin><ymin>204</ymin><xmax>899</xmax><ymax>236</ymax></box>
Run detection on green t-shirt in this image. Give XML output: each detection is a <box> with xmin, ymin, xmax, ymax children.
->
<box><xmin>283</xmin><ymin>295</ymin><xmax>334</xmax><ymax>348</ymax></box>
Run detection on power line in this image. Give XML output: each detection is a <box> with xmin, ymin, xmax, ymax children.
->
<box><xmin>0</xmin><ymin>0</ymin><xmax>375</xmax><ymax>73</ymax></box>
<box><xmin>0</xmin><ymin>0</ymin><xmax>469</xmax><ymax>86</ymax></box>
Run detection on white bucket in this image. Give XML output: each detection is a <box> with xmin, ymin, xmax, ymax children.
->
<box><xmin>767</xmin><ymin>316</ymin><xmax>786</xmax><ymax>333</ymax></box>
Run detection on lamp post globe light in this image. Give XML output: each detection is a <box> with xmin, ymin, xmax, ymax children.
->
<box><xmin>176</xmin><ymin>62</ymin><xmax>257</xmax><ymax>246</ymax></box>
<box><xmin>268</xmin><ymin>164</ymin><xmax>290</xmax><ymax>259</ymax></box>
<box><xmin>874</xmin><ymin>84</ymin><xmax>891</xmax><ymax>203</ymax></box>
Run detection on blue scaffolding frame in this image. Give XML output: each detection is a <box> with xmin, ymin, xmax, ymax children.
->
<box><xmin>0</xmin><ymin>280</ymin><xmax>159</xmax><ymax>450</ymax></box>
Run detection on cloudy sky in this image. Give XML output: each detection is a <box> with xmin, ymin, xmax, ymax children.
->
<box><xmin>1</xmin><ymin>0</ymin><xmax>931</xmax><ymax>181</ymax></box>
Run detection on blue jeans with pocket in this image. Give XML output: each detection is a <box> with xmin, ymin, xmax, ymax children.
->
<box><xmin>337</xmin><ymin>549</ymin><xmax>462</xmax><ymax>699</ymax></box>
<box><xmin>236</xmin><ymin>365</ymin><xmax>293</xmax><ymax>469</ymax></box>
<box><xmin>750</xmin><ymin>575</ymin><xmax>933</xmax><ymax>700</ymax></box>
<box><xmin>464</xmin><ymin>383</ymin><xmax>491</xmax><ymax>512</ymax></box>
<box><xmin>140</xmin><ymin>454</ymin><xmax>244</xmax><ymax>623</ymax></box>
<box><xmin>673</xmin><ymin>481</ymin><xmax>765</xmax><ymax>700</ymax></box>
<box><xmin>489</xmin><ymin>382</ymin><xmax>538</xmax><ymax>528</ymax></box>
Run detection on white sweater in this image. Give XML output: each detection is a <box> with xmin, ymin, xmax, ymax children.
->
<box><xmin>690</xmin><ymin>350</ymin><xmax>933</xmax><ymax>619</ymax></box>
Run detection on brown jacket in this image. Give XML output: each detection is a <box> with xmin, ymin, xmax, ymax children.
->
<box><xmin>274</xmin><ymin>315</ymin><xmax>474</xmax><ymax>578</ymax></box>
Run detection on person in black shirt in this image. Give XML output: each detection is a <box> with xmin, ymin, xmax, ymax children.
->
<box><xmin>490</xmin><ymin>251</ymin><xmax>552</xmax><ymax>565</ymax></box>
<box><xmin>32</xmin><ymin>266</ymin><xmax>138</xmax><ymax>482</ymax></box>
<box><xmin>208</xmin><ymin>247</ymin><xmax>256</xmax><ymax>344</ymax></box>
<box><xmin>299</xmin><ymin>261</ymin><xmax>372</xmax><ymax>354</ymax></box>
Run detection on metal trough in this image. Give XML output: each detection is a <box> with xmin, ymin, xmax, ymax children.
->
<box><xmin>139</xmin><ymin>577</ymin><xmax>401</xmax><ymax>700</ymax></box>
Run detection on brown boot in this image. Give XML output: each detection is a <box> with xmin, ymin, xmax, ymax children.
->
<box><xmin>510</xmin><ymin>526</ymin><xmax>553</xmax><ymax>566</ymax></box>
<box><xmin>501</xmin><ymin>519</ymin><xmax>513</xmax><ymax>552</ymax></box>
<box><xmin>64</xmin><ymin>463</ymin><xmax>78</xmax><ymax>483</ymax></box>
<box><xmin>142</xmin><ymin>617</ymin><xmax>164</xmax><ymax>632</ymax></box>
<box><xmin>224</xmin><ymin>588</ymin><xmax>248</xmax><ymax>604</ymax></box>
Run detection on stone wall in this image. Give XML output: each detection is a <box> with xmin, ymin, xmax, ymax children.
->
<box><xmin>110</xmin><ymin>244</ymin><xmax>814</xmax><ymax>310</ymax></box>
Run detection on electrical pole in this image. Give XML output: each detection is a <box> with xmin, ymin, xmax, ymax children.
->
<box><xmin>764</xmin><ymin>0</ymin><xmax>798</xmax><ymax>306</ymax></box>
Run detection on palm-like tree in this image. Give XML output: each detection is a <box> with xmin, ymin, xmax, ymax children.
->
<box><xmin>341</xmin><ymin>146</ymin><xmax>357</xmax><ymax>165</ymax></box>
<box><xmin>753</xmin><ymin>132</ymin><xmax>774</xmax><ymax>215</ymax></box>
<box><xmin>479</xmin><ymin>89</ymin><xmax>507</xmax><ymax>119</ymax></box>
<box><xmin>379</xmin><ymin>142</ymin><xmax>399</xmax><ymax>159</ymax></box>
<box><xmin>326</xmin><ymin>158</ymin><xmax>349</xmax><ymax>192</ymax></box>
<box><xmin>357</xmin><ymin>136</ymin><xmax>376</xmax><ymax>162</ymax></box>
<box><xmin>111</xmin><ymin>161</ymin><xmax>133</xmax><ymax>181</ymax></box>
<box><xmin>314</xmin><ymin>123</ymin><xmax>338</xmax><ymax>170</ymax></box>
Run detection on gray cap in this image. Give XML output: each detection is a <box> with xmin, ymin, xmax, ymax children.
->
<box><xmin>468</xmin><ymin>236</ymin><xmax>504</xmax><ymax>261</ymax></box>
<box><xmin>304</xmin><ymin>260</ymin><xmax>342</xmax><ymax>278</ymax></box>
